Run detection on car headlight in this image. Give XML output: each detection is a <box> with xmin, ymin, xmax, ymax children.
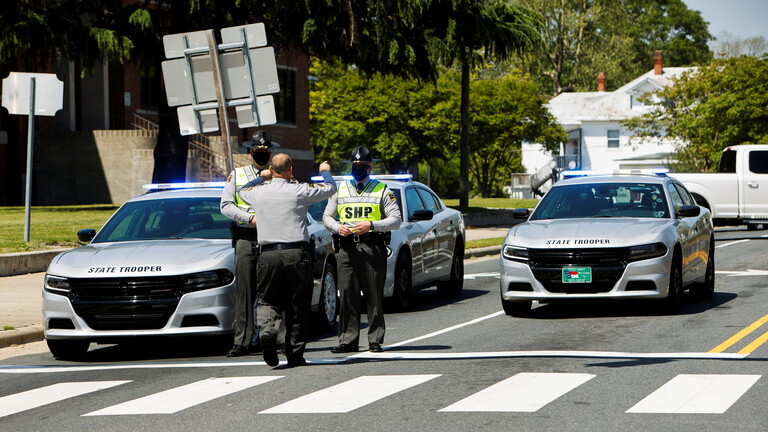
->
<box><xmin>502</xmin><ymin>245</ymin><xmax>529</xmax><ymax>262</ymax></box>
<box><xmin>182</xmin><ymin>270</ymin><xmax>234</xmax><ymax>293</ymax></box>
<box><xmin>44</xmin><ymin>275</ymin><xmax>71</xmax><ymax>295</ymax></box>
<box><xmin>627</xmin><ymin>243</ymin><xmax>668</xmax><ymax>262</ymax></box>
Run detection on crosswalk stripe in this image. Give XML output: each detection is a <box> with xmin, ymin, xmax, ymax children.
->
<box><xmin>260</xmin><ymin>374</ymin><xmax>441</xmax><ymax>414</ymax></box>
<box><xmin>626</xmin><ymin>374</ymin><xmax>761</xmax><ymax>414</ymax></box>
<box><xmin>439</xmin><ymin>373</ymin><xmax>595</xmax><ymax>412</ymax></box>
<box><xmin>0</xmin><ymin>381</ymin><xmax>130</xmax><ymax>418</ymax></box>
<box><xmin>83</xmin><ymin>376</ymin><xmax>282</xmax><ymax>416</ymax></box>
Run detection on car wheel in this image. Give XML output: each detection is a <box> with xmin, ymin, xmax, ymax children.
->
<box><xmin>391</xmin><ymin>253</ymin><xmax>413</xmax><ymax>311</ymax></box>
<box><xmin>316</xmin><ymin>261</ymin><xmax>338</xmax><ymax>330</ymax></box>
<box><xmin>437</xmin><ymin>241</ymin><xmax>464</xmax><ymax>298</ymax></box>
<box><xmin>46</xmin><ymin>339</ymin><xmax>89</xmax><ymax>360</ymax></box>
<box><xmin>691</xmin><ymin>241</ymin><xmax>715</xmax><ymax>300</ymax></box>
<box><xmin>661</xmin><ymin>258</ymin><xmax>683</xmax><ymax>314</ymax></box>
<box><xmin>501</xmin><ymin>294</ymin><xmax>532</xmax><ymax>317</ymax></box>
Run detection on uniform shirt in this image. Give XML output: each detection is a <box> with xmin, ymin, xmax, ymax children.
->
<box><xmin>322</xmin><ymin>179</ymin><xmax>402</xmax><ymax>233</ymax></box>
<box><xmin>238</xmin><ymin>171</ymin><xmax>337</xmax><ymax>245</ymax></box>
<box><xmin>220</xmin><ymin>165</ymin><xmax>263</xmax><ymax>224</ymax></box>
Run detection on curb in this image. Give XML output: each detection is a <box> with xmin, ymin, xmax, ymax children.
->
<box><xmin>464</xmin><ymin>246</ymin><xmax>500</xmax><ymax>260</ymax></box>
<box><xmin>0</xmin><ymin>249</ymin><xmax>70</xmax><ymax>277</ymax></box>
<box><xmin>0</xmin><ymin>325</ymin><xmax>45</xmax><ymax>349</ymax></box>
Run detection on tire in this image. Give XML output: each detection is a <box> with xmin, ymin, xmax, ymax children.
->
<box><xmin>46</xmin><ymin>339</ymin><xmax>89</xmax><ymax>360</ymax></box>
<box><xmin>691</xmin><ymin>241</ymin><xmax>715</xmax><ymax>300</ymax></box>
<box><xmin>316</xmin><ymin>260</ymin><xmax>338</xmax><ymax>330</ymax></box>
<box><xmin>501</xmin><ymin>295</ymin><xmax>532</xmax><ymax>317</ymax></box>
<box><xmin>660</xmin><ymin>258</ymin><xmax>682</xmax><ymax>314</ymax></box>
<box><xmin>391</xmin><ymin>252</ymin><xmax>413</xmax><ymax>311</ymax></box>
<box><xmin>437</xmin><ymin>241</ymin><xmax>464</xmax><ymax>298</ymax></box>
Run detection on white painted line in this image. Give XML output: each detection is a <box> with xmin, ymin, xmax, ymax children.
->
<box><xmin>84</xmin><ymin>376</ymin><xmax>281</xmax><ymax>416</ymax></box>
<box><xmin>358</xmin><ymin>310</ymin><xmax>504</xmax><ymax>351</ymax></box>
<box><xmin>717</xmin><ymin>269</ymin><xmax>768</xmax><ymax>276</ymax></box>
<box><xmin>352</xmin><ymin>350</ymin><xmax>748</xmax><ymax>360</ymax></box>
<box><xmin>716</xmin><ymin>239</ymin><xmax>750</xmax><ymax>248</ymax></box>
<box><xmin>440</xmin><ymin>373</ymin><xmax>594</xmax><ymax>412</ymax></box>
<box><xmin>464</xmin><ymin>272</ymin><xmax>500</xmax><ymax>280</ymax></box>
<box><xmin>260</xmin><ymin>375</ymin><xmax>440</xmax><ymax>414</ymax></box>
<box><xmin>627</xmin><ymin>374</ymin><xmax>761</xmax><ymax>414</ymax></box>
<box><xmin>0</xmin><ymin>381</ymin><xmax>129</xmax><ymax>418</ymax></box>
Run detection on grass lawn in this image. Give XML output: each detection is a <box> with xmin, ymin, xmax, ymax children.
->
<box><xmin>443</xmin><ymin>197</ymin><xmax>538</xmax><ymax>213</ymax></box>
<box><xmin>0</xmin><ymin>206</ymin><xmax>117</xmax><ymax>254</ymax></box>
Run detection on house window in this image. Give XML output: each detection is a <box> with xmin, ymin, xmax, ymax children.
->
<box><xmin>607</xmin><ymin>129</ymin><xmax>620</xmax><ymax>148</ymax></box>
<box><xmin>275</xmin><ymin>67</ymin><xmax>296</xmax><ymax>125</ymax></box>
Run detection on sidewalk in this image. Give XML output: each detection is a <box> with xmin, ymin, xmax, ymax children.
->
<box><xmin>0</xmin><ymin>226</ymin><xmax>510</xmax><ymax>349</ymax></box>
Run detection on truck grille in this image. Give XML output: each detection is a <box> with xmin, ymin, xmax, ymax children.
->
<box><xmin>528</xmin><ymin>248</ymin><xmax>628</xmax><ymax>294</ymax></box>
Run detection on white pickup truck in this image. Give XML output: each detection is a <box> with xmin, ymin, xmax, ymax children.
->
<box><xmin>670</xmin><ymin>145</ymin><xmax>768</xmax><ymax>230</ymax></box>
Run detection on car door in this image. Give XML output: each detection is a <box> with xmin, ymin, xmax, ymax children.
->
<box><xmin>740</xmin><ymin>149</ymin><xmax>768</xmax><ymax>218</ymax></box>
<box><xmin>415</xmin><ymin>187</ymin><xmax>455</xmax><ymax>277</ymax></box>
<box><xmin>402</xmin><ymin>186</ymin><xmax>434</xmax><ymax>284</ymax></box>
<box><xmin>667</xmin><ymin>183</ymin><xmax>700</xmax><ymax>282</ymax></box>
<box><xmin>674</xmin><ymin>182</ymin><xmax>710</xmax><ymax>280</ymax></box>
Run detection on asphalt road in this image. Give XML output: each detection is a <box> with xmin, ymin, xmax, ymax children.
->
<box><xmin>1</xmin><ymin>228</ymin><xmax>767</xmax><ymax>431</ymax></box>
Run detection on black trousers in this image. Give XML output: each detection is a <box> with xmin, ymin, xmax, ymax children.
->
<box><xmin>255</xmin><ymin>246</ymin><xmax>312</xmax><ymax>362</ymax></box>
<box><xmin>232</xmin><ymin>238</ymin><xmax>257</xmax><ymax>347</ymax></box>
<box><xmin>337</xmin><ymin>240</ymin><xmax>387</xmax><ymax>346</ymax></box>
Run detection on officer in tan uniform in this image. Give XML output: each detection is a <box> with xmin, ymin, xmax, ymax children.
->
<box><xmin>323</xmin><ymin>146</ymin><xmax>401</xmax><ymax>353</ymax></box>
<box><xmin>219</xmin><ymin>131</ymin><xmax>276</xmax><ymax>357</ymax></box>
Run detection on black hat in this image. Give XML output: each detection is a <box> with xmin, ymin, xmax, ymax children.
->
<box><xmin>345</xmin><ymin>146</ymin><xmax>380</xmax><ymax>164</ymax></box>
<box><xmin>243</xmin><ymin>131</ymin><xmax>280</xmax><ymax>150</ymax></box>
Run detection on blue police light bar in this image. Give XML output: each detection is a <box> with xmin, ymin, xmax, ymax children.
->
<box><xmin>143</xmin><ymin>182</ymin><xmax>227</xmax><ymax>190</ymax></box>
<box><xmin>561</xmin><ymin>169</ymin><xmax>669</xmax><ymax>179</ymax></box>
<box><xmin>311</xmin><ymin>174</ymin><xmax>413</xmax><ymax>182</ymax></box>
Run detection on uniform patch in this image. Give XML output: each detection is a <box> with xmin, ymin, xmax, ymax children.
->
<box><xmin>388</xmin><ymin>192</ymin><xmax>396</xmax><ymax>201</ymax></box>
<box><xmin>226</xmin><ymin>173</ymin><xmax>233</xmax><ymax>182</ymax></box>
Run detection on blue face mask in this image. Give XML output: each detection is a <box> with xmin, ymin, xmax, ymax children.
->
<box><xmin>351</xmin><ymin>165</ymin><xmax>369</xmax><ymax>181</ymax></box>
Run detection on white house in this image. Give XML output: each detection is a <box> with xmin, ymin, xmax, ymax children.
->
<box><xmin>519</xmin><ymin>51</ymin><xmax>692</xmax><ymax>197</ymax></box>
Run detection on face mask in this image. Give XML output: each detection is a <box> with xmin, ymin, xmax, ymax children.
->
<box><xmin>351</xmin><ymin>165</ymin><xmax>369</xmax><ymax>181</ymax></box>
<box><xmin>252</xmin><ymin>152</ymin><xmax>270</xmax><ymax>166</ymax></box>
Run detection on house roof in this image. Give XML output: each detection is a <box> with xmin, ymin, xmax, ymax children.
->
<box><xmin>547</xmin><ymin>67</ymin><xmax>695</xmax><ymax>123</ymax></box>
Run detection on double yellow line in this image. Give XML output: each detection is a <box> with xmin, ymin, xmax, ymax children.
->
<box><xmin>710</xmin><ymin>314</ymin><xmax>768</xmax><ymax>355</ymax></box>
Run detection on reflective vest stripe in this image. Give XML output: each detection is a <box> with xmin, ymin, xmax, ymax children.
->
<box><xmin>233</xmin><ymin>166</ymin><xmax>258</xmax><ymax>213</ymax></box>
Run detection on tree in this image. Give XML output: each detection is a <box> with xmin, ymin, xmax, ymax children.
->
<box><xmin>711</xmin><ymin>31</ymin><xmax>768</xmax><ymax>59</ymax></box>
<box><xmin>623</xmin><ymin>56</ymin><xmax>768</xmax><ymax>171</ymax></box>
<box><xmin>469</xmin><ymin>69</ymin><xmax>566</xmax><ymax>197</ymax></box>
<box><xmin>519</xmin><ymin>0</ymin><xmax>713</xmax><ymax>96</ymax></box>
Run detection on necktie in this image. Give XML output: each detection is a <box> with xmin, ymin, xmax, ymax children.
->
<box><xmin>356</xmin><ymin>182</ymin><xmax>365</xmax><ymax>194</ymax></box>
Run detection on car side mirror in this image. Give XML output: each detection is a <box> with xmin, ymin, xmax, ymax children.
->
<box><xmin>512</xmin><ymin>208</ymin><xmax>530</xmax><ymax>219</ymax></box>
<box><xmin>411</xmin><ymin>209</ymin><xmax>434</xmax><ymax>221</ymax></box>
<box><xmin>77</xmin><ymin>228</ymin><xmax>96</xmax><ymax>243</ymax></box>
<box><xmin>677</xmin><ymin>205</ymin><xmax>700</xmax><ymax>218</ymax></box>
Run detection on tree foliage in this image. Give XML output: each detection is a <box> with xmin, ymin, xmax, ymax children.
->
<box><xmin>519</xmin><ymin>0</ymin><xmax>713</xmax><ymax>96</ymax></box>
<box><xmin>623</xmin><ymin>56</ymin><xmax>768</xmax><ymax>172</ymax></box>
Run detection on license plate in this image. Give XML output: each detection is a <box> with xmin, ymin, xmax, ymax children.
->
<box><xmin>562</xmin><ymin>267</ymin><xmax>592</xmax><ymax>283</ymax></box>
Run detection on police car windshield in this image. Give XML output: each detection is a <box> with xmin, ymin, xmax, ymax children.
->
<box><xmin>530</xmin><ymin>182</ymin><xmax>670</xmax><ymax>220</ymax></box>
<box><xmin>93</xmin><ymin>197</ymin><xmax>231</xmax><ymax>242</ymax></box>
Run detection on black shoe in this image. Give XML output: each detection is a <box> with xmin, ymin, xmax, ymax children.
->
<box><xmin>286</xmin><ymin>357</ymin><xmax>307</xmax><ymax>368</ymax></box>
<box><xmin>369</xmin><ymin>343</ymin><xmax>383</xmax><ymax>353</ymax></box>
<box><xmin>226</xmin><ymin>345</ymin><xmax>249</xmax><ymax>357</ymax></box>
<box><xmin>260</xmin><ymin>333</ymin><xmax>279</xmax><ymax>367</ymax></box>
<box><xmin>331</xmin><ymin>343</ymin><xmax>359</xmax><ymax>353</ymax></box>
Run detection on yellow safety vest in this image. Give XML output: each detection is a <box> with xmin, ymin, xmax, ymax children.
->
<box><xmin>233</xmin><ymin>166</ymin><xmax>259</xmax><ymax>216</ymax></box>
<box><xmin>337</xmin><ymin>181</ymin><xmax>386</xmax><ymax>223</ymax></box>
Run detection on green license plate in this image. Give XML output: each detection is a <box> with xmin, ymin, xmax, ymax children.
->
<box><xmin>562</xmin><ymin>267</ymin><xmax>592</xmax><ymax>283</ymax></box>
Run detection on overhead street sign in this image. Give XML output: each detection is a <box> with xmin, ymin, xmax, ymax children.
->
<box><xmin>2</xmin><ymin>72</ymin><xmax>63</xmax><ymax>116</ymax></box>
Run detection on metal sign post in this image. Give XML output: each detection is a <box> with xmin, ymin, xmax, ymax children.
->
<box><xmin>2</xmin><ymin>72</ymin><xmax>63</xmax><ymax>242</ymax></box>
<box><xmin>161</xmin><ymin>23</ymin><xmax>280</xmax><ymax>175</ymax></box>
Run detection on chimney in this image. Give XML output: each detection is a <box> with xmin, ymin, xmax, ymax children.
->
<box><xmin>597</xmin><ymin>72</ymin><xmax>606</xmax><ymax>92</ymax></box>
<box><xmin>653</xmin><ymin>50</ymin><xmax>663</xmax><ymax>75</ymax></box>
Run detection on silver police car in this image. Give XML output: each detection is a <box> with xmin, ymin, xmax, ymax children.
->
<box><xmin>43</xmin><ymin>182</ymin><xmax>338</xmax><ymax>359</ymax></box>
<box><xmin>500</xmin><ymin>171</ymin><xmax>715</xmax><ymax>316</ymax></box>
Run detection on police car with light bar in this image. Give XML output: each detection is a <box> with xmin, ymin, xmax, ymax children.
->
<box><xmin>314</xmin><ymin>174</ymin><xmax>466</xmax><ymax>310</ymax></box>
<box><xmin>500</xmin><ymin>170</ymin><xmax>715</xmax><ymax>315</ymax></box>
<box><xmin>43</xmin><ymin>182</ymin><xmax>338</xmax><ymax>359</ymax></box>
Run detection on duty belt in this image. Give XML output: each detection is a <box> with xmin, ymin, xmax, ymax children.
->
<box><xmin>338</xmin><ymin>232</ymin><xmax>387</xmax><ymax>244</ymax></box>
<box><xmin>259</xmin><ymin>241</ymin><xmax>310</xmax><ymax>252</ymax></box>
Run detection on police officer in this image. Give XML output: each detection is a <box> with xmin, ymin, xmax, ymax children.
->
<box><xmin>239</xmin><ymin>154</ymin><xmax>337</xmax><ymax>367</ymax></box>
<box><xmin>219</xmin><ymin>130</ymin><xmax>277</xmax><ymax>357</ymax></box>
<box><xmin>323</xmin><ymin>146</ymin><xmax>402</xmax><ymax>353</ymax></box>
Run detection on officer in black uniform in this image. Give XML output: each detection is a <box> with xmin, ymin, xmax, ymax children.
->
<box><xmin>219</xmin><ymin>131</ymin><xmax>277</xmax><ymax>357</ymax></box>
<box><xmin>323</xmin><ymin>146</ymin><xmax>402</xmax><ymax>353</ymax></box>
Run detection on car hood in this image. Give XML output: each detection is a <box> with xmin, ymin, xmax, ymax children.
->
<box><xmin>47</xmin><ymin>239</ymin><xmax>234</xmax><ymax>278</ymax></box>
<box><xmin>505</xmin><ymin>218</ymin><xmax>673</xmax><ymax>248</ymax></box>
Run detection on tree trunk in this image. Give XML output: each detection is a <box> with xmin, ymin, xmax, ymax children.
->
<box><xmin>459</xmin><ymin>52</ymin><xmax>471</xmax><ymax>208</ymax></box>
